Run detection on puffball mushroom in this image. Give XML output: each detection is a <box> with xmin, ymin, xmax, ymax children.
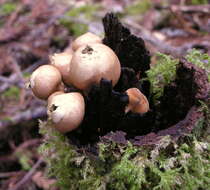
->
<box><xmin>50</xmin><ymin>52</ymin><xmax>73</xmax><ymax>85</ymax></box>
<box><xmin>68</xmin><ymin>44</ymin><xmax>121</xmax><ymax>91</ymax></box>
<box><xmin>125</xmin><ymin>88</ymin><xmax>149</xmax><ymax>114</ymax></box>
<box><xmin>47</xmin><ymin>91</ymin><xmax>64</xmax><ymax>106</ymax></box>
<box><xmin>71</xmin><ymin>32</ymin><xmax>102</xmax><ymax>51</ymax></box>
<box><xmin>64</xmin><ymin>46</ymin><xmax>74</xmax><ymax>54</ymax></box>
<box><xmin>47</xmin><ymin>92</ymin><xmax>85</xmax><ymax>133</ymax></box>
<box><xmin>30</xmin><ymin>65</ymin><xmax>62</xmax><ymax>100</ymax></box>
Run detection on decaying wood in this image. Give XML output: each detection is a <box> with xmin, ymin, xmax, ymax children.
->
<box><xmin>67</xmin><ymin>13</ymin><xmax>210</xmax><ymax>149</ymax></box>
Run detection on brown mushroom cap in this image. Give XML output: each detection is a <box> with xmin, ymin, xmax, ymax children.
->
<box><xmin>30</xmin><ymin>65</ymin><xmax>62</xmax><ymax>100</ymax></box>
<box><xmin>71</xmin><ymin>32</ymin><xmax>102</xmax><ymax>51</ymax></box>
<box><xmin>50</xmin><ymin>52</ymin><xmax>73</xmax><ymax>85</ymax></box>
<box><xmin>68</xmin><ymin>44</ymin><xmax>121</xmax><ymax>91</ymax></box>
<box><xmin>125</xmin><ymin>88</ymin><xmax>149</xmax><ymax>114</ymax></box>
<box><xmin>47</xmin><ymin>92</ymin><xmax>85</xmax><ymax>133</ymax></box>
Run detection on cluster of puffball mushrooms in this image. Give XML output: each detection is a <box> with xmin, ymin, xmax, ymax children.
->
<box><xmin>29</xmin><ymin>32</ymin><xmax>149</xmax><ymax>134</ymax></box>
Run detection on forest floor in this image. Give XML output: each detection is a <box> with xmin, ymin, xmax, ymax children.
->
<box><xmin>0</xmin><ymin>0</ymin><xmax>210</xmax><ymax>189</ymax></box>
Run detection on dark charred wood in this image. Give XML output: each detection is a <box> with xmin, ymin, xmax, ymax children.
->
<box><xmin>67</xmin><ymin>13</ymin><xmax>209</xmax><ymax>149</ymax></box>
<box><xmin>102</xmin><ymin>13</ymin><xmax>151</xmax><ymax>77</ymax></box>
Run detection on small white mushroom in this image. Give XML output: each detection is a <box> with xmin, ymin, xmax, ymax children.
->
<box><xmin>30</xmin><ymin>65</ymin><xmax>62</xmax><ymax>100</ymax></box>
<box><xmin>64</xmin><ymin>45</ymin><xmax>74</xmax><ymax>54</ymax></box>
<box><xmin>68</xmin><ymin>44</ymin><xmax>121</xmax><ymax>91</ymax></box>
<box><xmin>47</xmin><ymin>91</ymin><xmax>64</xmax><ymax>106</ymax></box>
<box><xmin>71</xmin><ymin>32</ymin><xmax>102</xmax><ymax>51</ymax></box>
<box><xmin>47</xmin><ymin>92</ymin><xmax>85</xmax><ymax>133</ymax></box>
<box><xmin>50</xmin><ymin>52</ymin><xmax>73</xmax><ymax>85</ymax></box>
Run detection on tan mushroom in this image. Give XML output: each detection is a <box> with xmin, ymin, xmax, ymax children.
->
<box><xmin>64</xmin><ymin>45</ymin><xmax>74</xmax><ymax>54</ymax></box>
<box><xmin>125</xmin><ymin>88</ymin><xmax>149</xmax><ymax>114</ymax></box>
<box><xmin>71</xmin><ymin>32</ymin><xmax>102</xmax><ymax>51</ymax></box>
<box><xmin>47</xmin><ymin>92</ymin><xmax>85</xmax><ymax>133</ymax></box>
<box><xmin>50</xmin><ymin>52</ymin><xmax>73</xmax><ymax>85</ymax></box>
<box><xmin>68</xmin><ymin>44</ymin><xmax>121</xmax><ymax>91</ymax></box>
<box><xmin>47</xmin><ymin>91</ymin><xmax>64</xmax><ymax>106</ymax></box>
<box><xmin>30</xmin><ymin>65</ymin><xmax>62</xmax><ymax>100</ymax></box>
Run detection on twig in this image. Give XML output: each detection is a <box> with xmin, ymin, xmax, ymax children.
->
<box><xmin>15</xmin><ymin>139</ymin><xmax>42</xmax><ymax>153</ymax></box>
<box><xmin>169</xmin><ymin>6</ymin><xmax>198</xmax><ymax>35</ymax></box>
<box><xmin>0</xmin><ymin>74</ymin><xmax>24</xmax><ymax>93</ymax></box>
<box><xmin>157</xmin><ymin>4</ymin><xmax>210</xmax><ymax>14</ymax></box>
<box><xmin>124</xmin><ymin>19</ymin><xmax>184</xmax><ymax>57</ymax></box>
<box><xmin>0</xmin><ymin>75</ymin><xmax>16</xmax><ymax>84</ymax></box>
<box><xmin>124</xmin><ymin>19</ymin><xmax>210</xmax><ymax>57</ymax></box>
<box><xmin>29</xmin><ymin>7</ymin><xmax>71</xmax><ymax>39</ymax></box>
<box><xmin>0</xmin><ymin>57</ymin><xmax>47</xmax><ymax>93</ymax></box>
<box><xmin>9</xmin><ymin>158</ymin><xmax>43</xmax><ymax>190</ymax></box>
<box><xmin>0</xmin><ymin>106</ymin><xmax>46</xmax><ymax>133</ymax></box>
<box><xmin>0</xmin><ymin>171</ymin><xmax>25</xmax><ymax>178</ymax></box>
<box><xmin>171</xmin><ymin>4</ymin><xmax>210</xmax><ymax>14</ymax></box>
<box><xmin>23</xmin><ymin>58</ymin><xmax>47</xmax><ymax>73</ymax></box>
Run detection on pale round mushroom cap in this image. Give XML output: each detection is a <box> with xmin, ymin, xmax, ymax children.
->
<box><xmin>30</xmin><ymin>65</ymin><xmax>62</xmax><ymax>100</ymax></box>
<box><xmin>71</xmin><ymin>32</ymin><xmax>102</xmax><ymax>51</ymax></box>
<box><xmin>47</xmin><ymin>91</ymin><xmax>64</xmax><ymax>106</ymax></box>
<box><xmin>64</xmin><ymin>46</ymin><xmax>74</xmax><ymax>54</ymax></box>
<box><xmin>125</xmin><ymin>88</ymin><xmax>149</xmax><ymax>114</ymax></box>
<box><xmin>47</xmin><ymin>92</ymin><xmax>85</xmax><ymax>133</ymax></box>
<box><xmin>68</xmin><ymin>43</ymin><xmax>121</xmax><ymax>91</ymax></box>
<box><xmin>50</xmin><ymin>52</ymin><xmax>73</xmax><ymax>85</ymax></box>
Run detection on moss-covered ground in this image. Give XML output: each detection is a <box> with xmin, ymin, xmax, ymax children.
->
<box><xmin>39</xmin><ymin>50</ymin><xmax>210</xmax><ymax>190</ymax></box>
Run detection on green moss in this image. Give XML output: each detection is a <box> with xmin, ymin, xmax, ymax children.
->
<box><xmin>59</xmin><ymin>19</ymin><xmax>88</xmax><ymax>37</ymax></box>
<box><xmin>0</xmin><ymin>20</ymin><xmax>4</xmax><ymax>28</ymax></box>
<box><xmin>16</xmin><ymin>152</ymin><xmax>32</xmax><ymax>171</ymax></box>
<box><xmin>23</xmin><ymin>72</ymin><xmax>31</xmax><ymax>78</ymax></box>
<box><xmin>185</xmin><ymin>49</ymin><xmax>210</xmax><ymax>81</ymax></box>
<box><xmin>39</xmin><ymin>120</ymin><xmax>96</xmax><ymax>190</ymax></box>
<box><xmin>125</xmin><ymin>0</ymin><xmax>151</xmax><ymax>15</ymax></box>
<box><xmin>190</xmin><ymin>0</ymin><xmax>208</xmax><ymax>5</ymax></box>
<box><xmin>108</xmin><ymin>144</ymin><xmax>146</xmax><ymax>190</ymax></box>
<box><xmin>39</xmin><ymin>50</ymin><xmax>210</xmax><ymax>189</ymax></box>
<box><xmin>2</xmin><ymin>86</ymin><xmax>20</xmax><ymax>100</ymax></box>
<box><xmin>146</xmin><ymin>53</ymin><xmax>179</xmax><ymax>103</ymax></box>
<box><xmin>59</xmin><ymin>4</ymin><xmax>100</xmax><ymax>37</ymax></box>
<box><xmin>71</xmin><ymin>23</ymin><xmax>88</xmax><ymax>37</ymax></box>
<box><xmin>0</xmin><ymin>2</ymin><xmax>17</xmax><ymax>16</ymax></box>
<box><xmin>1</xmin><ymin>116</ymin><xmax>13</xmax><ymax>122</ymax></box>
<box><xmin>66</xmin><ymin>4</ymin><xmax>100</xmax><ymax>19</ymax></box>
<box><xmin>39</xmin><ymin>118</ymin><xmax>210</xmax><ymax>190</ymax></box>
<box><xmin>146</xmin><ymin>50</ymin><xmax>210</xmax><ymax>104</ymax></box>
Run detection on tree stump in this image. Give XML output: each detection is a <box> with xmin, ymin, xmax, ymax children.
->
<box><xmin>39</xmin><ymin>13</ymin><xmax>210</xmax><ymax>190</ymax></box>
